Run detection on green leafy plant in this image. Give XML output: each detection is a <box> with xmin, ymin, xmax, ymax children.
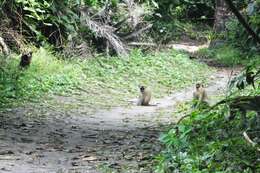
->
<box><xmin>154</xmin><ymin>61</ymin><xmax>260</xmax><ymax>173</ymax></box>
<box><xmin>196</xmin><ymin>45</ymin><xmax>259</xmax><ymax>66</ymax></box>
<box><xmin>155</xmin><ymin>107</ymin><xmax>259</xmax><ymax>173</ymax></box>
<box><xmin>1</xmin><ymin>0</ymin><xmax>80</xmax><ymax>46</ymax></box>
<box><xmin>224</xmin><ymin>1</ymin><xmax>260</xmax><ymax>52</ymax></box>
<box><xmin>0</xmin><ymin>48</ymin><xmax>84</xmax><ymax>107</ymax></box>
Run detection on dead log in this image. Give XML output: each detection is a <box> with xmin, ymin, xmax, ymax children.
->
<box><xmin>0</xmin><ymin>36</ymin><xmax>9</xmax><ymax>55</ymax></box>
<box><xmin>128</xmin><ymin>42</ymin><xmax>157</xmax><ymax>47</ymax></box>
<box><xmin>123</xmin><ymin>24</ymin><xmax>153</xmax><ymax>40</ymax></box>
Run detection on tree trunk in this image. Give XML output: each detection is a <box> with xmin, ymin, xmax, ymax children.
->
<box><xmin>210</xmin><ymin>0</ymin><xmax>229</xmax><ymax>47</ymax></box>
<box><xmin>214</xmin><ymin>0</ymin><xmax>229</xmax><ymax>33</ymax></box>
<box><xmin>224</xmin><ymin>0</ymin><xmax>260</xmax><ymax>44</ymax></box>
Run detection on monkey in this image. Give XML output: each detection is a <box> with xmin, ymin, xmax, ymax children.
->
<box><xmin>19</xmin><ymin>51</ymin><xmax>32</xmax><ymax>68</ymax></box>
<box><xmin>192</xmin><ymin>83</ymin><xmax>209</xmax><ymax>109</ymax></box>
<box><xmin>137</xmin><ymin>86</ymin><xmax>153</xmax><ymax>106</ymax></box>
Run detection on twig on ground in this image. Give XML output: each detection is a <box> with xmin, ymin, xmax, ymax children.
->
<box><xmin>243</xmin><ymin>131</ymin><xmax>260</xmax><ymax>152</ymax></box>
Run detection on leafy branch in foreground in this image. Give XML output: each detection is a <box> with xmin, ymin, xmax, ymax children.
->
<box><xmin>155</xmin><ymin>65</ymin><xmax>260</xmax><ymax>173</ymax></box>
<box><xmin>156</xmin><ymin>103</ymin><xmax>259</xmax><ymax>173</ymax></box>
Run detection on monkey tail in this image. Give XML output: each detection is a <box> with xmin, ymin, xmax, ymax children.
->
<box><xmin>147</xmin><ymin>103</ymin><xmax>158</xmax><ymax>106</ymax></box>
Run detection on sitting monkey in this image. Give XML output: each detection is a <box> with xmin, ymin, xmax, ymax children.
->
<box><xmin>193</xmin><ymin>83</ymin><xmax>209</xmax><ymax>109</ymax></box>
<box><xmin>137</xmin><ymin>86</ymin><xmax>152</xmax><ymax>106</ymax></box>
<box><xmin>20</xmin><ymin>51</ymin><xmax>33</xmax><ymax>68</ymax></box>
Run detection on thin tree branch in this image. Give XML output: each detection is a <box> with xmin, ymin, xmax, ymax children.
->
<box><xmin>243</xmin><ymin>131</ymin><xmax>260</xmax><ymax>151</ymax></box>
<box><xmin>224</xmin><ymin>0</ymin><xmax>260</xmax><ymax>44</ymax></box>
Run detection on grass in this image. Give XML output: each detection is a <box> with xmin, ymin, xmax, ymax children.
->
<box><xmin>0</xmin><ymin>47</ymin><xmax>85</xmax><ymax>107</ymax></box>
<box><xmin>0</xmin><ymin>48</ymin><xmax>213</xmax><ymax>109</ymax></box>
<box><xmin>197</xmin><ymin>45</ymin><xmax>260</xmax><ymax>66</ymax></box>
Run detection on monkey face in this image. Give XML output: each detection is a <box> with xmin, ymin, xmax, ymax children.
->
<box><xmin>196</xmin><ymin>83</ymin><xmax>201</xmax><ymax>89</ymax></box>
<box><xmin>26</xmin><ymin>51</ymin><xmax>32</xmax><ymax>58</ymax></box>
<box><xmin>140</xmin><ymin>86</ymin><xmax>145</xmax><ymax>93</ymax></box>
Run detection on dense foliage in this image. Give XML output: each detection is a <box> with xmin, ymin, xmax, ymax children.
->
<box><xmin>0</xmin><ymin>0</ymin><xmax>259</xmax><ymax>53</ymax></box>
<box><xmin>156</xmin><ymin>107</ymin><xmax>259</xmax><ymax>173</ymax></box>
<box><xmin>155</xmin><ymin>63</ymin><xmax>260</xmax><ymax>173</ymax></box>
<box><xmin>150</xmin><ymin>0</ymin><xmax>215</xmax><ymax>43</ymax></box>
<box><xmin>0</xmin><ymin>0</ymin><xmax>81</xmax><ymax>47</ymax></box>
<box><xmin>153</xmin><ymin>0</ymin><xmax>215</xmax><ymax>20</ymax></box>
<box><xmin>225</xmin><ymin>0</ymin><xmax>260</xmax><ymax>52</ymax></box>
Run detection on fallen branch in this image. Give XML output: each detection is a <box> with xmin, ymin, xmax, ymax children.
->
<box><xmin>83</xmin><ymin>18</ymin><xmax>128</xmax><ymax>56</ymax></box>
<box><xmin>243</xmin><ymin>131</ymin><xmax>260</xmax><ymax>152</ymax></box>
<box><xmin>123</xmin><ymin>24</ymin><xmax>153</xmax><ymax>40</ymax></box>
<box><xmin>128</xmin><ymin>42</ymin><xmax>157</xmax><ymax>47</ymax></box>
<box><xmin>0</xmin><ymin>36</ymin><xmax>9</xmax><ymax>55</ymax></box>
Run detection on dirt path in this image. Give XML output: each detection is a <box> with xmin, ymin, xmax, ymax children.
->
<box><xmin>0</xmin><ymin>66</ymin><xmax>238</xmax><ymax>173</ymax></box>
<box><xmin>0</xmin><ymin>41</ymin><xmax>240</xmax><ymax>173</ymax></box>
<box><xmin>169</xmin><ymin>42</ymin><xmax>208</xmax><ymax>53</ymax></box>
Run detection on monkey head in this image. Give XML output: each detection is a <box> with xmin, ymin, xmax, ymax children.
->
<box><xmin>140</xmin><ymin>86</ymin><xmax>146</xmax><ymax>93</ymax></box>
<box><xmin>22</xmin><ymin>51</ymin><xmax>32</xmax><ymax>60</ymax></box>
<box><xmin>196</xmin><ymin>83</ymin><xmax>201</xmax><ymax>89</ymax></box>
<box><xmin>28</xmin><ymin>51</ymin><xmax>32</xmax><ymax>57</ymax></box>
<box><xmin>196</xmin><ymin>83</ymin><xmax>205</xmax><ymax>89</ymax></box>
<box><xmin>25</xmin><ymin>51</ymin><xmax>32</xmax><ymax>58</ymax></box>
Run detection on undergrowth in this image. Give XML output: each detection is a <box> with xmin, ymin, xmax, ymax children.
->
<box><xmin>155</xmin><ymin>104</ymin><xmax>259</xmax><ymax>173</ymax></box>
<box><xmin>154</xmin><ymin>65</ymin><xmax>260</xmax><ymax>173</ymax></box>
<box><xmin>197</xmin><ymin>45</ymin><xmax>260</xmax><ymax>66</ymax></box>
<box><xmin>0</xmin><ymin>48</ymin><xmax>84</xmax><ymax>107</ymax></box>
<box><xmin>151</xmin><ymin>21</ymin><xmax>210</xmax><ymax>44</ymax></box>
<box><xmin>0</xmin><ymin>48</ymin><xmax>212</xmax><ymax>109</ymax></box>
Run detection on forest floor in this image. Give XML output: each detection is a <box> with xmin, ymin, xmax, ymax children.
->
<box><xmin>0</xmin><ymin>44</ymin><xmax>240</xmax><ymax>173</ymax></box>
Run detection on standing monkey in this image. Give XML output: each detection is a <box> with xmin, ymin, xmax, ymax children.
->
<box><xmin>137</xmin><ymin>86</ymin><xmax>152</xmax><ymax>106</ymax></box>
<box><xmin>193</xmin><ymin>83</ymin><xmax>209</xmax><ymax>108</ymax></box>
<box><xmin>19</xmin><ymin>51</ymin><xmax>33</xmax><ymax>68</ymax></box>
